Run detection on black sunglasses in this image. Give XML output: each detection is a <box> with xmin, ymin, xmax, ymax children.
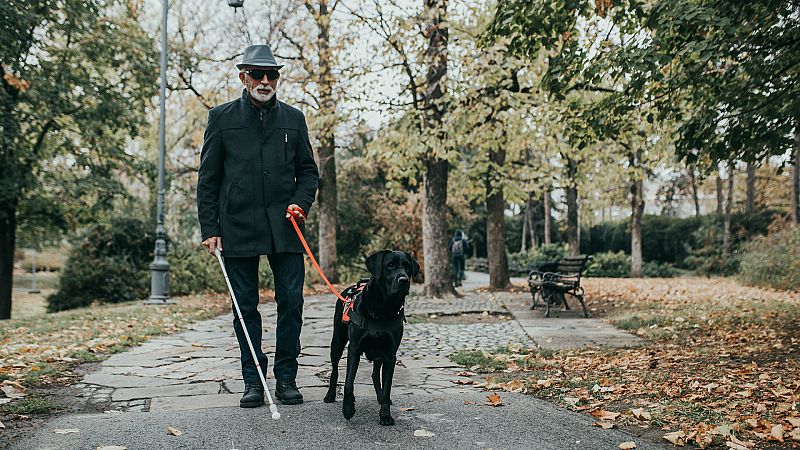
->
<box><xmin>245</xmin><ymin>69</ymin><xmax>280</xmax><ymax>81</ymax></box>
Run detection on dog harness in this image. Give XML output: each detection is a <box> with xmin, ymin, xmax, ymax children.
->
<box><xmin>340</xmin><ymin>278</ymin><xmax>405</xmax><ymax>331</ymax></box>
<box><xmin>340</xmin><ymin>278</ymin><xmax>370</xmax><ymax>324</ymax></box>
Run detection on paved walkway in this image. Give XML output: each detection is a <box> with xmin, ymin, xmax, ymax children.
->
<box><xmin>11</xmin><ymin>272</ymin><xmax>658</xmax><ymax>449</ymax></box>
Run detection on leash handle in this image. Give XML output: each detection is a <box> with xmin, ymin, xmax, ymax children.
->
<box><xmin>288</xmin><ymin>215</ymin><xmax>348</xmax><ymax>303</ymax></box>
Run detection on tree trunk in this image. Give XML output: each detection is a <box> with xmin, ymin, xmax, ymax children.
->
<box><xmin>315</xmin><ymin>0</ymin><xmax>339</xmax><ymax>282</ymax></box>
<box><xmin>689</xmin><ymin>167</ymin><xmax>700</xmax><ymax>217</ymax></box>
<box><xmin>543</xmin><ymin>189</ymin><xmax>552</xmax><ymax>245</ymax></box>
<box><xmin>486</xmin><ymin>149</ymin><xmax>510</xmax><ymax>290</ymax></box>
<box><xmin>793</xmin><ymin>120</ymin><xmax>800</xmax><ymax>225</ymax></box>
<box><xmin>527</xmin><ymin>194</ymin><xmax>537</xmax><ymax>247</ymax></box>
<box><xmin>715</xmin><ymin>173</ymin><xmax>723</xmax><ymax>216</ymax></box>
<box><xmin>566</xmin><ymin>158</ymin><xmax>579</xmax><ymax>256</ymax></box>
<box><xmin>421</xmin><ymin>0</ymin><xmax>452</xmax><ymax>297</ymax></box>
<box><xmin>722</xmin><ymin>161</ymin><xmax>734</xmax><ymax>270</ymax></box>
<box><xmin>521</xmin><ymin>201</ymin><xmax>529</xmax><ymax>252</ymax></box>
<box><xmin>630</xmin><ymin>150</ymin><xmax>644</xmax><ymax>278</ymax></box>
<box><xmin>0</xmin><ymin>203</ymin><xmax>16</xmax><ymax>320</ymax></box>
<box><xmin>746</xmin><ymin>162</ymin><xmax>756</xmax><ymax>214</ymax></box>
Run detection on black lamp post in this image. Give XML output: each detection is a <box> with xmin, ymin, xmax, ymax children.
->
<box><xmin>146</xmin><ymin>0</ymin><xmax>173</xmax><ymax>304</ymax></box>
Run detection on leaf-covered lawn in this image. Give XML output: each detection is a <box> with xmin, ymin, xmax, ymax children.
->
<box><xmin>465</xmin><ymin>277</ymin><xmax>800</xmax><ymax>449</ymax></box>
<box><xmin>0</xmin><ymin>292</ymin><xmax>232</xmax><ymax>387</ymax></box>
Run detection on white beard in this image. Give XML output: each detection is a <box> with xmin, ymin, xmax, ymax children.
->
<box><xmin>249</xmin><ymin>84</ymin><xmax>276</xmax><ymax>103</ymax></box>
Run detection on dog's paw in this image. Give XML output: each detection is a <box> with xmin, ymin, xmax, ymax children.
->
<box><xmin>342</xmin><ymin>401</ymin><xmax>355</xmax><ymax>420</ymax></box>
<box><xmin>379</xmin><ymin>415</ymin><xmax>395</xmax><ymax>426</ymax></box>
<box><xmin>379</xmin><ymin>404</ymin><xmax>394</xmax><ymax>425</ymax></box>
<box><xmin>323</xmin><ymin>390</ymin><xmax>336</xmax><ymax>403</ymax></box>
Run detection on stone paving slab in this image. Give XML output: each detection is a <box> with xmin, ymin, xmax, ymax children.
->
<box><xmin>112</xmin><ymin>381</ymin><xmax>221</xmax><ymax>402</ymax></box>
<box><xmin>149</xmin><ymin>393</ymin><xmax>240</xmax><ymax>412</ymax></box>
<box><xmin>507</xmin><ymin>302</ymin><xmax>643</xmax><ymax>350</ymax></box>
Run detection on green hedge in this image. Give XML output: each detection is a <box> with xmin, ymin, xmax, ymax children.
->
<box><xmin>737</xmin><ymin>225</ymin><xmax>800</xmax><ymax>290</ymax></box>
<box><xmin>581</xmin><ymin>211</ymin><xmax>775</xmax><ymax>269</ymax></box>
<box><xmin>47</xmin><ymin>217</ymin><xmax>275</xmax><ymax>312</ymax></box>
<box><xmin>47</xmin><ymin>217</ymin><xmax>153</xmax><ymax>311</ymax></box>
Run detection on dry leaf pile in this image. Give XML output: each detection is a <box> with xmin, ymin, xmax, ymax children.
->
<box><xmin>481</xmin><ymin>277</ymin><xmax>800</xmax><ymax>448</ymax></box>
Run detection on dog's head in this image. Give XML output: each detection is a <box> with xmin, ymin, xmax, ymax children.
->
<box><xmin>365</xmin><ymin>250</ymin><xmax>420</xmax><ymax>298</ymax></box>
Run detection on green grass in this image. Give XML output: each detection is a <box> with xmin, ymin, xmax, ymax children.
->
<box><xmin>20</xmin><ymin>364</ymin><xmax>62</xmax><ymax>387</ymax></box>
<box><xmin>0</xmin><ymin>395</ymin><xmax>59</xmax><ymax>415</ymax></box>
<box><xmin>68</xmin><ymin>349</ymin><xmax>105</xmax><ymax>363</ymax></box>
<box><xmin>611</xmin><ymin>314</ymin><xmax>668</xmax><ymax>331</ymax></box>
<box><xmin>449</xmin><ymin>350</ymin><xmax>509</xmax><ymax>372</ymax></box>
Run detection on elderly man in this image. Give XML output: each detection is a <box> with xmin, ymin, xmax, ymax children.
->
<box><xmin>197</xmin><ymin>44</ymin><xmax>319</xmax><ymax>407</ymax></box>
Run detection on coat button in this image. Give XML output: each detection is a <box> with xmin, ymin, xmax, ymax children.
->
<box><xmin>263</xmin><ymin>170</ymin><xmax>270</xmax><ymax>176</ymax></box>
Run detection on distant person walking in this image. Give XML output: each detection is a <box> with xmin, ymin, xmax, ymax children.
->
<box><xmin>450</xmin><ymin>229</ymin><xmax>469</xmax><ymax>287</ymax></box>
<box><xmin>196</xmin><ymin>44</ymin><xmax>319</xmax><ymax>408</ymax></box>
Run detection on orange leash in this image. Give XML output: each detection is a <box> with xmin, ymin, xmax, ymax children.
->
<box><xmin>288</xmin><ymin>215</ymin><xmax>348</xmax><ymax>303</ymax></box>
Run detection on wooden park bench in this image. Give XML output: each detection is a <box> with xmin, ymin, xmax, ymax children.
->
<box><xmin>527</xmin><ymin>255</ymin><xmax>593</xmax><ymax>318</ymax></box>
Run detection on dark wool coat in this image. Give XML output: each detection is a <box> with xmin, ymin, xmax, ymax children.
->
<box><xmin>197</xmin><ymin>91</ymin><xmax>319</xmax><ymax>257</ymax></box>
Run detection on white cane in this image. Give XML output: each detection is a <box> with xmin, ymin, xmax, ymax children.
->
<box><xmin>214</xmin><ymin>247</ymin><xmax>281</xmax><ymax>420</ymax></box>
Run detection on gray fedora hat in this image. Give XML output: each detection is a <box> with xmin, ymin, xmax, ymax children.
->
<box><xmin>236</xmin><ymin>44</ymin><xmax>284</xmax><ymax>70</ymax></box>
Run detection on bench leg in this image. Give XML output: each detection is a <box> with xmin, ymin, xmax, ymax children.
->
<box><xmin>560</xmin><ymin>292</ymin><xmax>571</xmax><ymax>311</ymax></box>
<box><xmin>530</xmin><ymin>288</ymin><xmax>539</xmax><ymax>310</ymax></box>
<box><xmin>543</xmin><ymin>290</ymin><xmax>552</xmax><ymax>318</ymax></box>
<box><xmin>575</xmin><ymin>293</ymin><xmax>590</xmax><ymax>318</ymax></box>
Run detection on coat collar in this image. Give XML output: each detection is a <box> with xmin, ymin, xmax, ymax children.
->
<box><xmin>239</xmin><ymin>89</ymin><xmax>280</xmax><ymax>134</ymax></box>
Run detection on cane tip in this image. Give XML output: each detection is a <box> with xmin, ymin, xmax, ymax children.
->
<box><xmin>270</xmin><ymin>404</ymin><xmax>280</xmax><ymax>420</ymax></box>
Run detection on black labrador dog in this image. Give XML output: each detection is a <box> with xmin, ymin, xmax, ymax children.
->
<box><xmin>323</xmin><ymin>250</ymin><xmax>419</xmax><ymax>425</ymax></box>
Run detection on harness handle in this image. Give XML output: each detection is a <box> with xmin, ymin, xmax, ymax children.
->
<box><xmin>288</xmin><ymin>215</ymin><xmax>348</xmax><ymax>303</ymax></box>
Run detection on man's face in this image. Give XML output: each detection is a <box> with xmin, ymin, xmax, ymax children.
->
<box><xmin>239</xmin><ymin>66</ymin><xmax>279</xmax><ymax>103</ymax></box>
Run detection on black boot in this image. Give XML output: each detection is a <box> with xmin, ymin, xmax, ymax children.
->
<box><xmin>240</xmin><ymin>383</ymin><xmax>264</xmax><ymax>408</ymax></box>
<box><xmin>275</xmin><ymin>379</ymin><xmax>303</xmax><ymax>405</ymax></box>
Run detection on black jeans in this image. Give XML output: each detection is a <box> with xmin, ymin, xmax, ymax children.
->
<box><xmin>452</xmin><ymin>256</ymin><xmax>465</xmax><ymax>285</ymax></box>
<box><xmin>223</xmin><ymin>253</ymin><xmax>305</xmax><ymax>385</ymax></box>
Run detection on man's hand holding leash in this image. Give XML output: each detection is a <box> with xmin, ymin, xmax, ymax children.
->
<box><xmin>285</xmin><ymin>204</ymin><xmax>306</xmax><ymax>224</ymax></box>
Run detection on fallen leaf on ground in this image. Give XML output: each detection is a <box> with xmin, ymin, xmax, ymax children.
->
<box><xmin>485</xmin><ymin>394</ymin><xmax>502</xmax><ymax>407</ymax></box>
<box><xmin>54</xmin><ymin>429</ymin><xmax>80</xmax><ymax>434</ymax></box>
<box><xmin>464</xmin><ymin>401</ymin><xmax>477</xmax><ymax>405</ymax></box>
<box><xmin>1</xmin><ymin>381</ymin><xmax>26</xmax><ymax>399</ymax></box>
<box><xmin>0</xmin><ymin>420</ymin><xmax>4</xmax><ymax>429</ymax></box>
<box><xmin>400</xmin><ymin>407</ymin><xmax>416</xmax><ymax>412</ymax></box>
<box><xmin>455</xmin><ymin>371</ymin><xmax>476</xmax><ymax>376</ymax></box>
<box><xmin>413</xmin><ymin>429</ymin><xmax>434</xmax><ymax>437</ymax></box>
<box><xmin>789</xmin><ymin>427</ymin><xmax>800</xmax><ymax>441</ymax></box>
<box><xmin>769</xmin><ymin>424</ymin><xmax>784</xmax><ymax>442</ymax></box>
<box><xmin>619</xmin><ymin>442</ymin><xmax>636</xmax><ymax>449</ymax></box>
<box><xmin>630</xmin><ymin>408</ymin><xmax>651</xmax><ymax>420</ymax></box>
<box><xmin>663</xmin><ymin>430</ymin><xmax>687</xmax><ymax>446</ymax></box>
<box><xmin>450</xmin><ymin>379</ymin><xmax>474</xmax><ymax>385</ymax></box>
<box><xmin>786</xmin><ymin>417</ymin><xmax>800</xmax><ymax>427</ymax></box>
<box><xmin>167</xmin><ymin>426</ymin><xmax>182</xmax><ymax>436</ymax></box>
<box><xmin>726</xmin><ymin>434</ymin><xmax>754</xmax><ymax>450</ymax></box>
<box><xmin>593</xmin><ymin>421</ymin><xmax>615</xmax><ymax>429</ymax></box>
<box><xmin>590</xmin><ymin>410</ymin><xmax>621</xmax><ymax>421</ymax></box>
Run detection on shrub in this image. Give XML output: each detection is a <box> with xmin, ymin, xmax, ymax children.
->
<box><xmin>584</xmin><ymin>251</ymin><xmax>630</xmax><ymax>277</ymax></box>
<box><xmin>737</xmin><ymin>224</ymin><xmax>800</xmax><ymax>290</ymax></box>
<box><xmin>47</xmin><ymin>217</ymin><xmax>153</xmax><ymax>311</ymax></box>
<box><xmin>643</xmin><ymin>261</ymin><xmax>680</xmax><ymax>278</ymax></box>
<box><xmin>507</xmin><ymin>244</ymin><xmax>568</xmax><ymax>274</ymax></box>
<box><xmin>581</xmin><ymin>211</ymin><xmax>775</xmax><ymax>269</ymax></box>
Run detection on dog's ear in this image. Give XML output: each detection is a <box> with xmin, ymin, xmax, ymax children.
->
<box><xmin>365</xmin><ymin>250</ymin><xmax>389</xmax><ymax>278</ymax></box>
<box><xmin>404</xmin><ymin>252</ymin><xmax>420</xmax><ymax>277</ymax></box>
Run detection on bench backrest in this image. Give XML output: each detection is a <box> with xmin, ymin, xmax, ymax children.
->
<box><xmin>556</xmin><ymin>255</ymin><xmax>592</xmax><ymax>277</ymax></box>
